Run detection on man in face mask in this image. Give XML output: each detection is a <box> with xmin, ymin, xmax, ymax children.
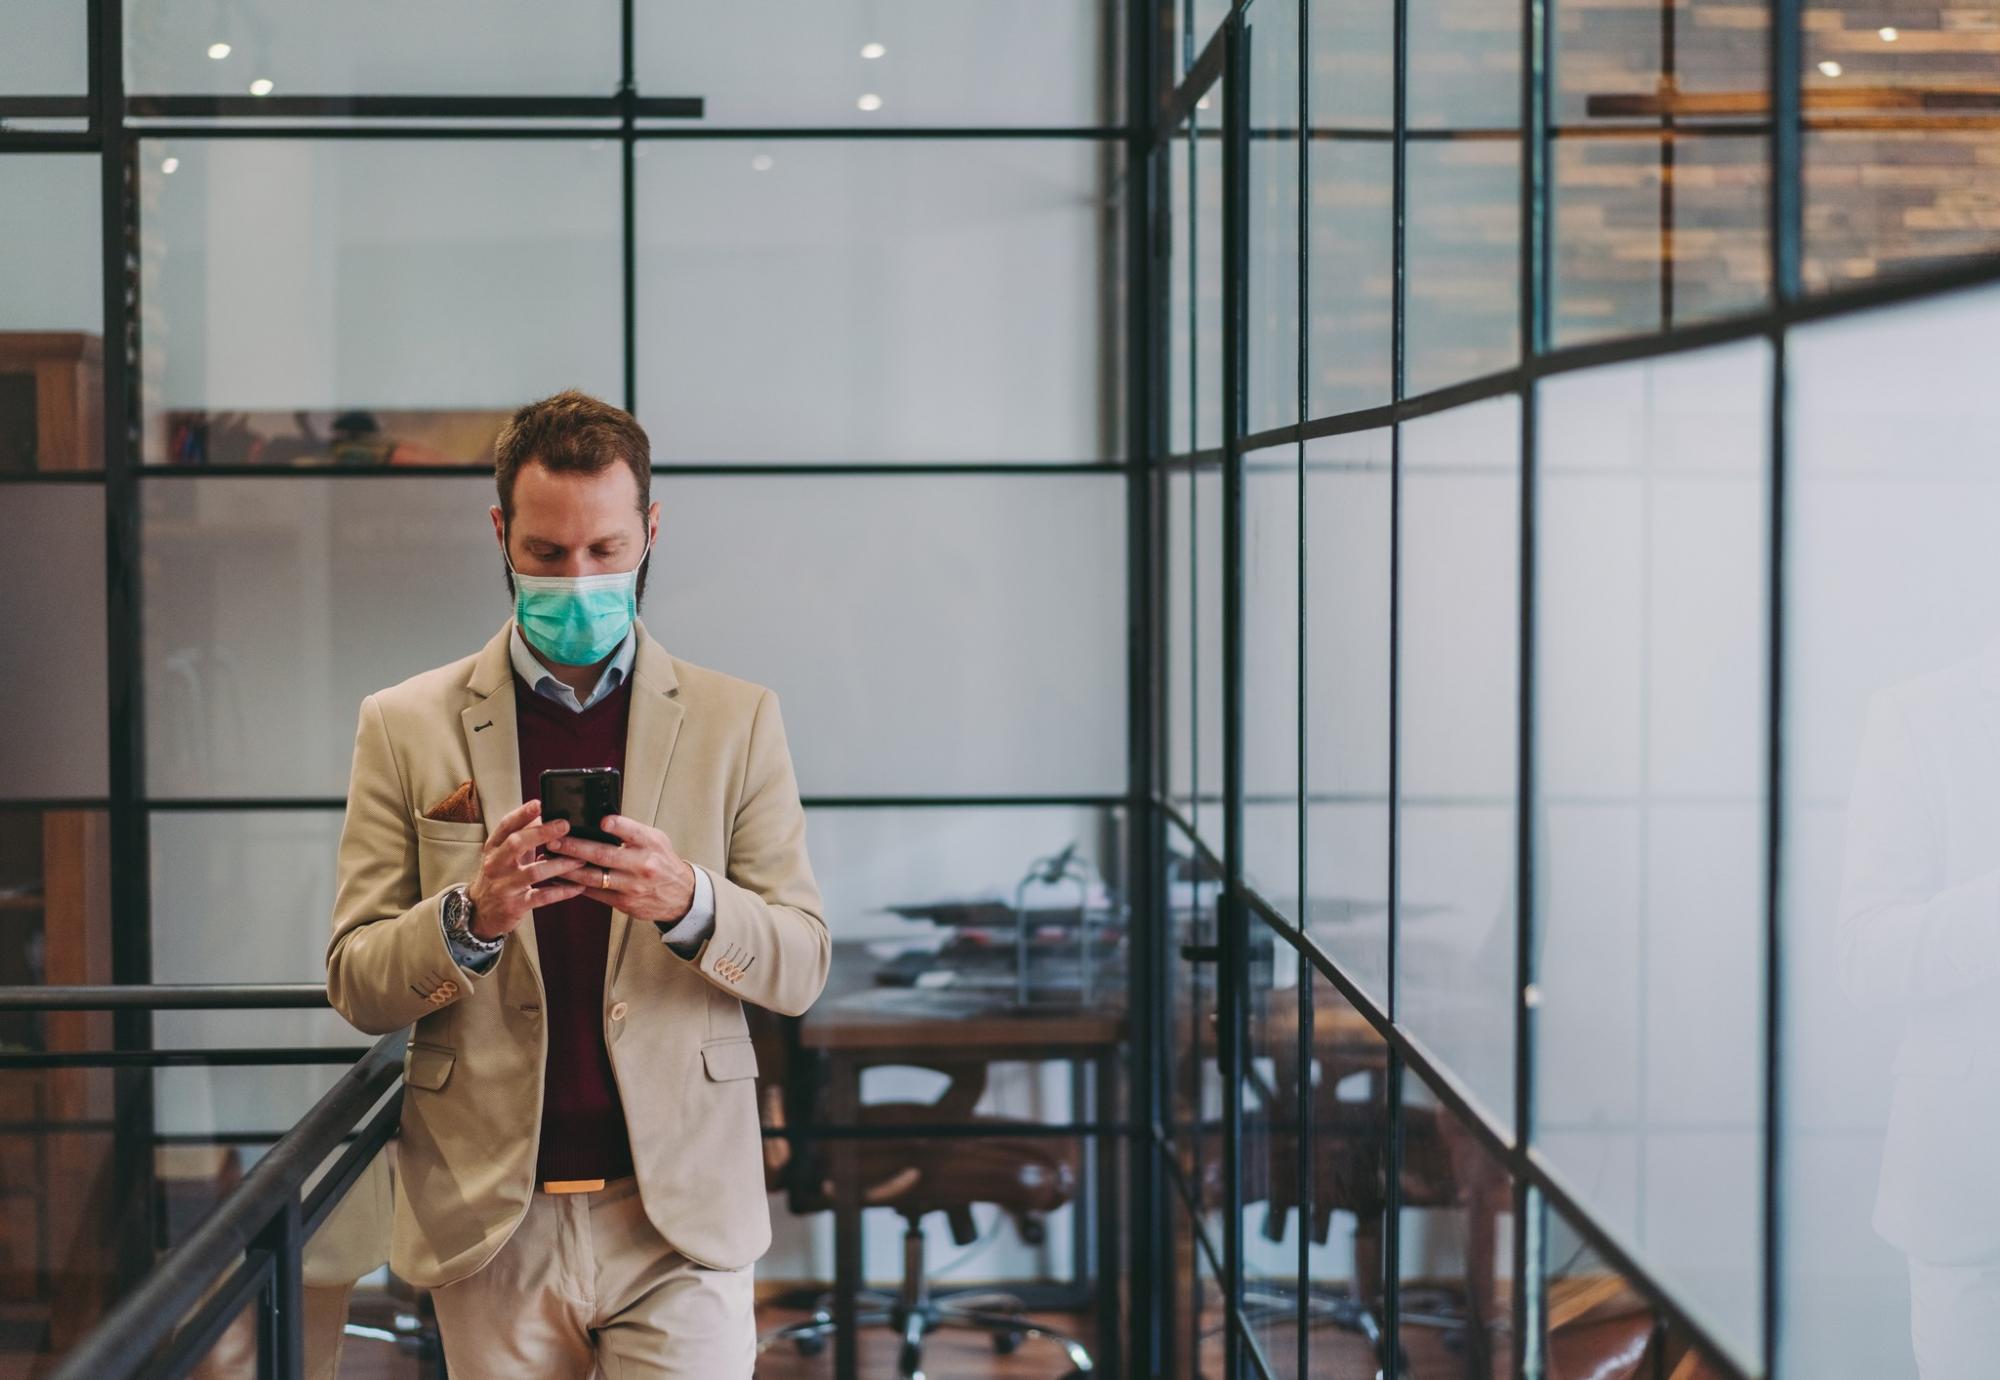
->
<box><xmin>325</xmin><ymin>388</ymin><xmax>829</xmax><ymax>1377</ymax></box>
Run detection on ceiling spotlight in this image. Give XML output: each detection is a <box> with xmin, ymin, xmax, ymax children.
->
<box><xmin>249</xmin><ymin>77</ymin><xmax>274</xmax><ymax>95</ymax></box>
<box><xmin>1817</xmin><ymin>59</ymin><xmax>1843</xmax><ymax>77</ymax></box>
<box><xmin>860</xmin><ymin>42</ymin><xmax>886</xmax><ymax>60</ymax></box>
<box><xmin>1878</xmin><ymin>25</ymin><xmax>1899</xmax><ymax>39</ymax></box>
<box><xmin>207</xmin><ymin>42</ymin><xmax>231</xmax><ymax>60</ymax></box>
<box><xmin>161</xmin><ymin>156</ymin><xmax>179</xmax><ymax>174</ymax></box>
<box><xmin>857</xmin><ymin>92</ymin><xmax>883</xmax><ymax>112</ymax></box>
<box><xmin>751</xmin><ymin>153</ymin><xmax>774</xmax><ymax>171</ymax></box>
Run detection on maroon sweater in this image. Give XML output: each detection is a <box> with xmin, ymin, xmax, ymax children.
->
<box><xmin>514</xmin><ymin>670</ymin><xmax>637</xmax><ymax>1183</ymax></box>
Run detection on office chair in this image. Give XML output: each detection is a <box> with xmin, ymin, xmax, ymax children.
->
<box><xmin>747</xmin><ymin>1008</ymin><xmax>1096</xmax><ymax>1379</ymax></box>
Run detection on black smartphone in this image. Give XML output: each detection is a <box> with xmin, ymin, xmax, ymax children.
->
<box><xmin>539</xmin><ymin>767</ymin><xmax>623</xmax><ymax>845</ymax></box>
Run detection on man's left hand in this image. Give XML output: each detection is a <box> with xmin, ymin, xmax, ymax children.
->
<box><xmin>545</xmin><ymin>815</ymin><xmax>695</xmax><ymax>924</ymax></box>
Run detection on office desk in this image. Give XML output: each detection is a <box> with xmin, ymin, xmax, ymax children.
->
<box><xmin>797</xmin><ymin>941</ymin><xmax>1126</xmax><ymax>1380</ymax></box>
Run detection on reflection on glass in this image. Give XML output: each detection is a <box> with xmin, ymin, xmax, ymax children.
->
<box><xmin>636</xmin><ymin>1</ymin><xmax>1112</xmax><ymax>127</ymax></box>
<box><xmin>1166</xmin><ymin>820</ymin><xmax>1223</xmax><ymax>1213</ymax></box>
<box><xmin>1534</xmin><ymin>342</ymin><xmax>1768</xmax><ymax>1363</ymax></box>
<box><xmin>1802</xmin><ymin>0</ymin><xmax>2000</xmax><ymax>290</ymax></box>
<box><xmin>142</xmin><ymin>473</ymin><xmax>1125</xmax><ymax>798</ymax></box>
<box><xmin>1397</xmin><ymin>396</ymin><xmax>1520</xmax><ymax>1134</ymax></box>
<box><xmin>1783</xmin><ymin>280</ymin><xmax>2000</xmax><ymax>1378</ymax></box>
<box><xmin>1171</xmin><ymin>1189</ymin><xmax>1229</xmax><ymax>1380</ymax></box>
<box><xmin>1543</xmin><ymin>1203</ymin><xmax>1734</xmax><ymax>1378</ymax></box>
<box><xmin>124</xmin><ymin>0</ymin><xmax>617</xmax><ymax>95</ymax></box>
<box><xmin>1552</xmin><ymin>133</ymin><xmax>1769</xmax><ymax>345</ymax></box>
<box><xmin>1245</xmin><ymin>445</ymin><xmax>1301</xmax><ymax>912</ymax></box>
<box><xmin>1194</xmin><ymin>464</ymin><xmax>1225</xmax><ymax>849</ymax></box>
<box><xmin>1406</xmin><ymin>140</ymin><xmax>1520</xmax><ymax>396</ymax></box>
<box><xmin>1300</xmin><ymin>965</ymin><xmax>1396</xmax><ymax>1378</ymax></box>
<box><xmin>1306</xmin><ymin>0</ymin><xmax>1395</xmax><ymax>420</ymax></box>
<box><xmin>1243</xmin><ymin>924</ymin><xmax>1301</xmax><ymax>1379</ymax></box>
<box><xmin>1554</xmin><ymin>0</ymin><xmax>1766</xmax><ymax>124</ymax></box>
<box><xmin>0</xmin><ymin>488</ymin><xmax>107</xmax><ymax>797</ymax></box>
<box><xmin>1551</xmin><ymin>0</ymin><xmax>1768</xmax><ymax>342</ymax></box>
<box><xmin>1167</xmin><ymin>463</ymin><xmax>1196</xmax><ymax>815</ymax></box>
<box><xmin>1397</xmin><ymin>1075</ymin><xmax>1514</xmax><ymax>1378</ymax></box>
<box><xmin>1196</xmin><ymin>113</ymin><xmax>1226</xmax><ymax>453</ymax></box>
<box><xmin>1408</xmin><ymin>0</ymin><xmax>1520</xmax><ymax>132</ymax></box>
<box><xmin>1171</xmin><ymin>118</ymin><xmax>1195</xmax><ymax>454</ymax></box>
<box><xmin>1304</xmin><ymin>429</ymin><xmax>1392</xmax><ymax>1004</ymax></box>
<box><xmin>636</xmin><ymin>140</ymin><xmax>1118</xmax><ymax>465</ymax></box>
<box><xmin>1247</xmin><ymin>0</ymin><xmax>1302</xmax><ymax>436</ymax></box>
<box><xmin>138</xmin><ymin>140</ymin><xmax>621</xmax><ymax>467</ymax></box>
<box><xmin>1310</xmin><ymin>0</ymin><xmax>1394</xmax><ymax>132</ymax></box>
<box><xmin>1307</xmin><ymin>141</ymin><xmax>1394</xmax><ymax>418</ymax></box>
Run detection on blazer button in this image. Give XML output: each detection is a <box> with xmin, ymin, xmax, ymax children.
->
<box><xmin>608</xmin><ymin>1001</ymin><xmax>628</xmax><ymax>1021</ymax></box>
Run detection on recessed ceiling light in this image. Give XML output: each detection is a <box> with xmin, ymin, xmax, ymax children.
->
<box><xmin>249</xmin><ymin>77</ymin><xmax>274</xmax><ymax>96</ymax></box>
<box><xmin>857</xmin><ymin>93</ymin><xmax>883</xmax><ymax>112</ymax></box>
<box><xmin>1878</xmin><ymin>25</ymin><xmax>1899</xmax><ymax>39</ymax></box>
<box><xmin>751</xmin><ymin>153</ymin><xmax>774</xmax><ymax>172</ymax></box>
<box><xmin>207</xmin><ymin>42</ymin><xmax>231</xmax><ymax>60</ymax></box>
<box><xmin>161</xmin><ymin>156</ymin><xmax>179</xmax><ymax>174</ymax></box>
<box><xmin>1817</xmin><ymin>59</ymin><xmax>1843</xmax><ymax>77</ymax></box>
<box><xmin>860</xmin><ymin>42</ymin><xmax>886</xmax><ymax>60</ymax></box>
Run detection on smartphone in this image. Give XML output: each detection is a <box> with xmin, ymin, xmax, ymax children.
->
<box><xmin>539</xmin><ymin>767</ymin><xmax>623</xmax><ymax>845</ymax></box>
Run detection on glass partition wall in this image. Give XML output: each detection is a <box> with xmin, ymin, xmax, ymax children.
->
<box><xmin>3</xmin><ymin>4</ymin><xmax>1133</xmax><ymax>1379</ymax></box>
<box><xmin>6</xmin><ymin>0</ymin><xmax>2000</xmax><ymax>1375</ymax></box>
<box><xmin>1148</xmin><ymin>0</ymin><xmax>2000</xmax><ymax>1376</ymax></box>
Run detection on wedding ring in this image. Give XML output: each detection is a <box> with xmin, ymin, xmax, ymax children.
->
<box><xmin>599</xmin><ymin>866</ymin><xmax>610</xmax><ymax>889</ymax></box>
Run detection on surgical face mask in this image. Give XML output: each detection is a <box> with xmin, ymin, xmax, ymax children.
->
<box><xmin>503</xmin><ymin>530</ymin><xmax>652</xmax><ymax>666</ymax></box>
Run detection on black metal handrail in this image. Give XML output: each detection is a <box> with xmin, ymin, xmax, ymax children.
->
<box><xmin>46</xmin><ymin>1028</ymin><xmax>406</xmax><ymax>1380</ymax></box>
<box><xmin>0</xmin><ymin>983</ymin><xmax>331</xmax><ymax>1010</ymax></box>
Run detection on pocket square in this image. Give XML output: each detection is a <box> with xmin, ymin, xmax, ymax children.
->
<box><xmin>422</xmin><ymin>780</ymin><xmax>482</xmax><ymax>824</ymax></box>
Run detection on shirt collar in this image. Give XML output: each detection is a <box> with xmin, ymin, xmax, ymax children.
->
<box><xmin>508</xmin><ymin>621</ymin><xmax>637</xmax><ymax>713</ymax></box>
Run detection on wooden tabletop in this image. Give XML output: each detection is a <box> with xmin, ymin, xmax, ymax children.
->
<box><xmin>796</xmin><ymin>942</ymin><xmax>1126</xmax><ymax>1055</ymax></box>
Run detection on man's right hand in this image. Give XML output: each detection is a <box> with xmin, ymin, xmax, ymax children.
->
<box><xmin>465</xmin><ymin>800</ymin><xmax>589</xmax><ymax>941</ymax></box>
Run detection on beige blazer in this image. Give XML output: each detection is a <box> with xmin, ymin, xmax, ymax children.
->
<box><xmin>325</xmin><ymin>616</ymin><xmax>829</xmax><ymax>1287</ymax></box>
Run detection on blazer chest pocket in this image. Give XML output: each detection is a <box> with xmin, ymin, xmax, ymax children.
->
<box><xmin>414</xmin><ymin>817</ymin><xmax>486</xmax><ymax>896</ymax></box>
<box><xmin>404</xmin><ymin>1041</ymin><xmax>456</xmax><ymax>1091</ymax></box>
<box><xmin>700</xmin><ymin>1038</ymin><xmax>759</xmax><ymax>1083</ymax></box>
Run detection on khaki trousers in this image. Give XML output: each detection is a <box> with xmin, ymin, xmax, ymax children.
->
<box><xmin>428</xmin><ymin>1175</ymin><xmax>756</xmax><ymax>1379</ymax></box>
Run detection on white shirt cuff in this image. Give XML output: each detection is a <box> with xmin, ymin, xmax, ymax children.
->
<box><xmin>656</xmin><ymin>862</ymin><xmax>716</xmax><ymax>952</ymax></box>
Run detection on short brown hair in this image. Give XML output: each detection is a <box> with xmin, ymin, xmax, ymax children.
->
<box><xmin>492</xmin><ymin>388</ymin><xmax>651</xmax><ymax>525</ymax></box>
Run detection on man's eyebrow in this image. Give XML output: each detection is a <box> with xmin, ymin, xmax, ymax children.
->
<box><xmin>519</xmin><ymin>531</ymin><xmax>631</xmax><ymax>547</ymax></box>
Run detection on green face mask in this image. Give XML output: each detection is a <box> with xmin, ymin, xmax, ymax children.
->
<box><xmin>504</xmin><ymin>533</ymin><xmax>652</xmax><ymax>666</ymax></box>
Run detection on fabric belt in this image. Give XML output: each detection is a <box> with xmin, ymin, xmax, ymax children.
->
<box><xmin>539</xmin><ymin>1176</ymin><xmax>630</xmax><ymax>1195</ymax></box>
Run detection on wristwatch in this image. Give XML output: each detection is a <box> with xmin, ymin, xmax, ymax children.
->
<box><xmin>442</xmin><ymin>884</ymin><xmax>504</xmax><ymax>956</ymax></box>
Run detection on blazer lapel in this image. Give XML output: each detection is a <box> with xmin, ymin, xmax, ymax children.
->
<box><xmin>460</xmin><ymin>620</ymin><xmax>540</xmax><ymax>980</ymax></box>
<box><xmin>606</xmin><ymin>615</ymin><xmax>686</xmax><ymax>991</ymax></box>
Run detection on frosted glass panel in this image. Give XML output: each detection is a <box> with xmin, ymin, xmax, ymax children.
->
<box><xmin>137</xmin><ymin>139</ymin><xmax>621</xmax><ymax>462</ymax></box>
<box><xmin>634</xmin><ymin>140</ymin><xmax>1115</xmax><ymax>464</ymax></box>
<box><xmin>1397</xmin><ymin>395</ymin><xmax>1519</xmax><ymax>1134</ymax></box>
<box><xmin>1535</xmin><ymin>341</ymin><xmax>1769</xmax><ymax>1363</ymax></box>
<box><xmin>124</xmin><ymin>0</ymin><xmax>617</xmax><ymax>95</ymax></box>
<box><xmin>1245</xmin><ymin>446</ymin><xmax>1299</xmax><ymax>913</ymax></box>
<box><xmin>0</xmin><ymin>485</ymin><xmax>108</xmax><ymax>798</ymax></box>
<box><xmin>1781</xmin><ymin>280</ymin><xmax>2000</xmax><ymax>1380</ymax></box>
<box><xmin>635</xmin><ymin>1</ymin><xmax>1109</xmax><ymax>126</ymax></box>
<box><xmin>143</xmin><ymin>472</ymin><xmax>1124</xmax><ymax>798</ymax></box>
<box><xmin>0</xmin><ymin>157</ymin><xmax>100</xmax><ymax>336</ymax></box>
<box><xmin>1304</xmin><ymin>428</ymin><xmax>1391</xmax><ymax>1003</ymax></box>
